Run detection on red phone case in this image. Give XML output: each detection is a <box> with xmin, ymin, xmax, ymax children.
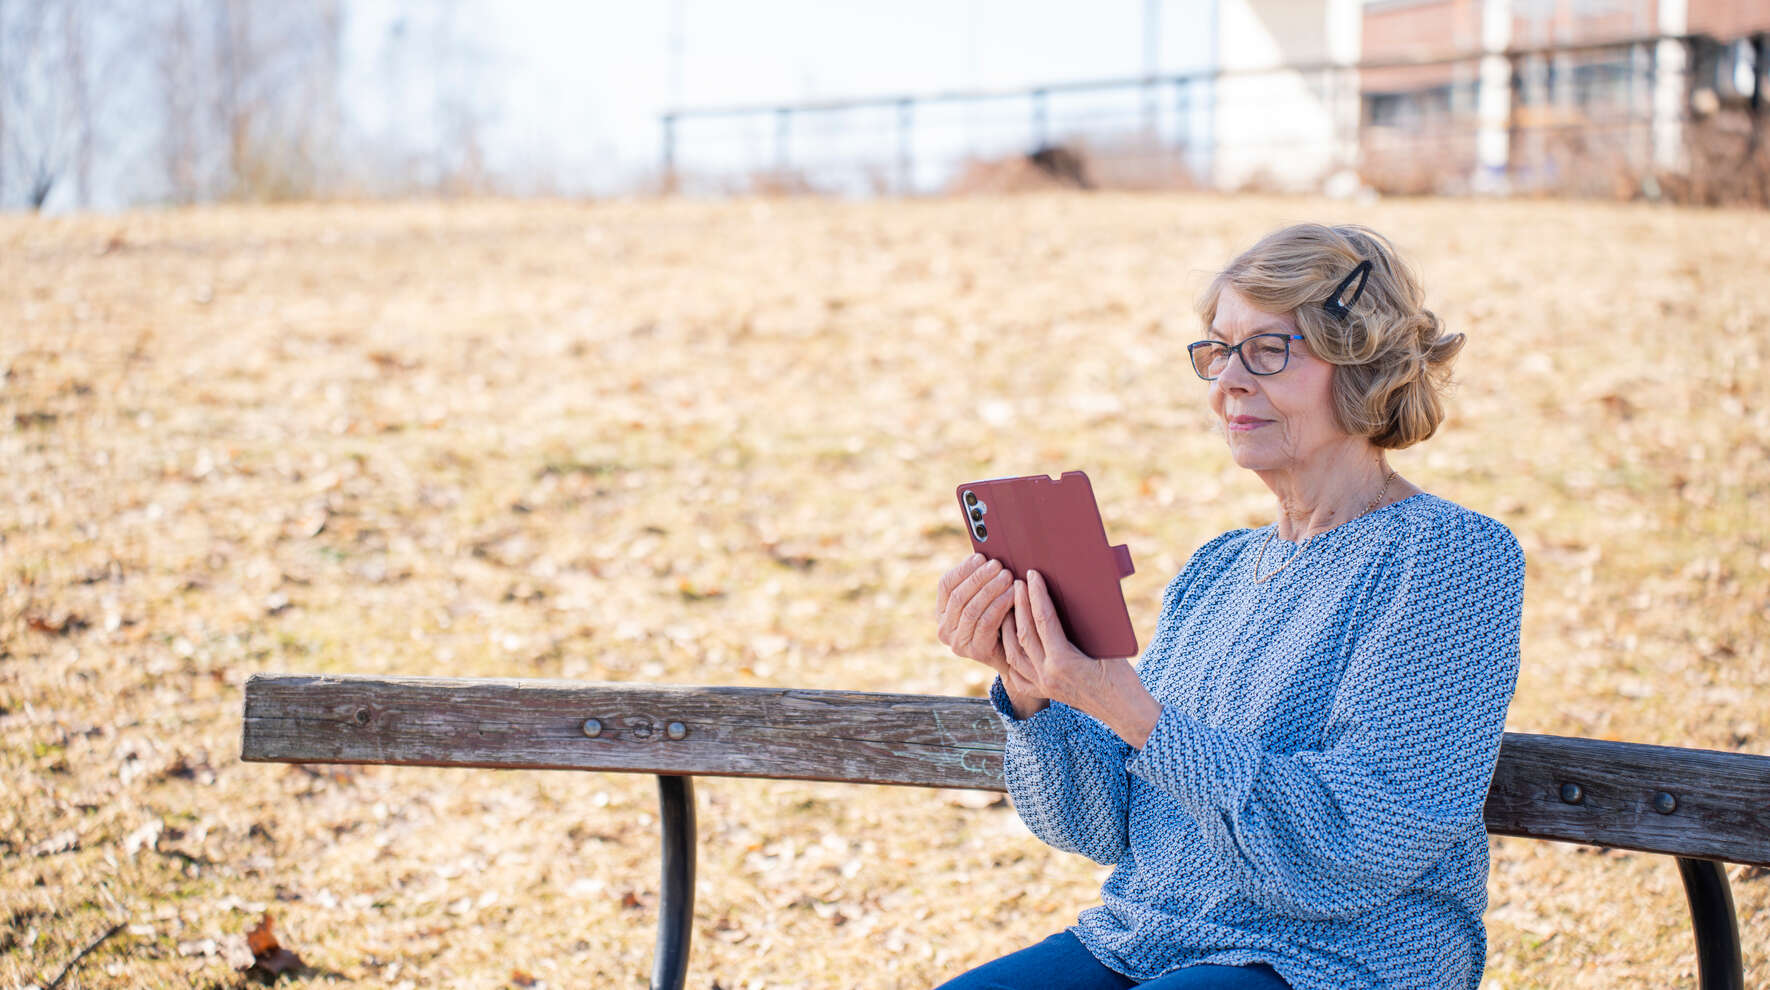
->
<box><xmin>955</xmin><ymin>470</ymin><xmax>1137</xmax><ymax>659</ymax></box>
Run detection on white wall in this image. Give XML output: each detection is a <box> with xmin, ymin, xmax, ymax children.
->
<box><xmin>1210</xmin><ymin>0</ymin><xmax>1360</xmax><ymax>190</ymax></box>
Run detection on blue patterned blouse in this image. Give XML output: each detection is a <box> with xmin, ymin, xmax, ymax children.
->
<box><xmin>989</xmin><ymin>491</ymin><xmax>1524</xmax><ymax>990</ymax></box>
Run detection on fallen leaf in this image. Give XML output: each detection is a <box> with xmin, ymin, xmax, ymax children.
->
<box><xmin>677</xmin><ymin>577</ymin><xmax>724</xmax><ymax>601</ymax></box>
<box><xmin>25</xmin><ymin>612</ymin><xmax>89</xmax><ymax>636</ymax></box>
<box><xmin>245</xmin><ymin>912</ymin><xmax>278</xmax><ymax>957</ymax></box>
<box><xmin>240</xmin><ymin>911</ymin><xmax>305</xmax><ymax>982</ymax></box>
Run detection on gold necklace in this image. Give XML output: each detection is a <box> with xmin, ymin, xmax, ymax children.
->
<box><xmin>1252</xmin><ymin>469</ymin><xmax>1397</xmax><ymax>584</ymax></box>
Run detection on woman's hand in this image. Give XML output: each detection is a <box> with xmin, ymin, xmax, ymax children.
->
<box><xmin>1003</xmin><ymin>570</ymin><xmax>1163</xmax><ymax>747</ymax></box>
<box><xmin>935</xmin><ymin>555</ymin><xmax>1047</xmax><ymax>716</ymax></box>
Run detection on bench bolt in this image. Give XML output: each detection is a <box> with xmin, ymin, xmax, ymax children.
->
<box><xmin>354</xmin><ymin>707</ymin><xmax>370</xmax><ymax>725</ymax></box>
<box><xmin>1654</xmin><ymin>791</ymin><xmax>1678</xmax><ymax>814</ymax></box>
<box><xmin>1559</xmin><ymin>782</ymin><xmax>1582</xmax><ymax>804</ymax></box>
<box><xmin>666</xmin><ymin>722</ymin><xmax>688</xmax><ymax>741</ymax></box>
<box><xmin>582</xmin><ymin>718</ymin><xmax>603</xmax><ymax>738</ymax></box>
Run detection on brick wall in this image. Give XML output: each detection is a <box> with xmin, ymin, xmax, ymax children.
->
<box><xmin>1687</xmin><ymin>0</ymin><xmax>1770</xmax><ymax>41</ymax></box>
<box><xmin>1362</xmin><ymin>0</ymin><xmax>1478</xmax><ymax>92</ymax></box>
<box><xmin>1511</xmin><ymin>0</ymin><xmax>1654</xmax><ymax>47</ymax></box>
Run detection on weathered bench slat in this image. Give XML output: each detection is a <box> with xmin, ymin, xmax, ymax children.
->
<box><xmin>241</xmin><ymin>674</ymin><xmax>1770</xmax><ymax>866</ymax></box>
<box><xmin>1485</xmin><ymin>732</ymin><xmax>1770</xmax><ymax>866</ymax></box>
<box><xmin>242</xmin><ymin>675</ymin><xmax>1006</xmax><ymax>789</ymax></box>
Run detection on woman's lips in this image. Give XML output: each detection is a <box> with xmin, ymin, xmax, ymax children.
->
<box><xmin>1227</xmin><ymin>417</ymin><xmax>1271</xmax><ymax>432</ymax></box>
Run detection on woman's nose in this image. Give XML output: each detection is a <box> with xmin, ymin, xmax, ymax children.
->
<box><xmin>1213</xmin><ymin>350</ymin><xmax>1258</xmax><ymax>391</ymax></box>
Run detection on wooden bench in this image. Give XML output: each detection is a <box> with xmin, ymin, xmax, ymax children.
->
<box><xmin>241</xmin><ymin>673</ymin><xmax>1770</xmax><ymax>990</ymax></box>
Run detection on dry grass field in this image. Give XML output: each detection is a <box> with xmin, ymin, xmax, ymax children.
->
<box><xmin>2</xmin><ymin>192</ymin><xmax>1766</xmax><ymax>989</ymax></box>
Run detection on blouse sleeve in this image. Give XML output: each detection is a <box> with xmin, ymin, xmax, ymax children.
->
<box><xmin>989</xmin><ymin>676</ymin><xmax>1132</xmax><ymax>865</ymax></box>
<box><xmin>986</xmin><ymin>541</ymin><xmax>1234</xmax><ymax>866</ymax></box>
<box><xmin>1123</xmin><ymin>511</ymin><xmax>1524</xmax><ymax>921</ymax></box>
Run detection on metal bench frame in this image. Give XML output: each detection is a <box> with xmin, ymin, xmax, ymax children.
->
<box><xmin>243</xmin><ymin>675</ymin><xmax>1770</xmax><ymax>990</ymax></box>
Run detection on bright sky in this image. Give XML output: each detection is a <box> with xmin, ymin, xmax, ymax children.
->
<box><xmin>344</xmin><ymin>0</ymin><xmax>1217</xmax><ymax>194</ymax></box>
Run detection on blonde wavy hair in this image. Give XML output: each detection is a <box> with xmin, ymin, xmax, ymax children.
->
<box><xmin>1195</xmin><ymin>223</ymin><xmax>1466</xmax><ymax>450</ymax></box>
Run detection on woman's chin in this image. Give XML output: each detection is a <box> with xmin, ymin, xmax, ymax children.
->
<box><xmin>1225</xmin><ymin>443</ymin><xmax>1282</xmax><ymax>473</ymax></box>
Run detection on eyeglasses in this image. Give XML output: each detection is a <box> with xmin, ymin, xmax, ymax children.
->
<box><xmin>1186</xmin><ymin>333</ymin><xmax>1305</xmax><ymax>380</ymax></box>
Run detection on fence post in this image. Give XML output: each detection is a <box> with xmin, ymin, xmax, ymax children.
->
<box><xmin>1630</xmin><ymin>41</ymin><xmax>1653</xmax><ymax>176</ymax></box>
<box><xmin>660</xmin><ymin>113</ymin><xmax>677</xmax><ymax>186</ymax></box>
<box><xmin>896</xmin><ymin>98</ymin><xmax>915</xmax><ymax>195</ymax></box>
<box><xmin>1476</xmin><ymin>0</ymin><xmax>1513</xmax><ymax>193</ymax></box>
<box><xmin>1175</xmin><ymin>77</ymin><xmax>1191</xmax><ymax>151</ymax></box>
<box><xmin>1652</xmin><ymin>0</ymin><xmax>1691</xmax><ymax>175</ymax></box>
<box><xmin>775</xmin><ymin>107</ymin><xmax>792</xmax><ymax>176</ymax></box>
<box><xmin>1031</xmin><ymin>88</ymin><xmax>1049</xmax><ymax>149</ymax></box>
<box><xmin>1753</xmin><ymin>33</ymin><xmax>1766</xmax><ymax>115</ymax></box>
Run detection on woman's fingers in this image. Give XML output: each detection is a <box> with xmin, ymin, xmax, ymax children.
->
<box><xmin>1000</xmin><ymin>614</ymin><xmax>1040</xmax><ymax>696</ymax></box>
<box><xmin>987</xmin><ymin>582</ymin><xmax>1016</xmax><ymax>629</ymax></box>
<box><xmin>953</xmin><ymin>569</ymin><xmax>1014</xmax><ymax>653</ymax></box>
<box><xmin>962</xmin><ymin>580</ymin><xmax>1019</xmax><ymax>665</ymax></box>
<box><xmin>1002</xmin><ymin>613</ymin><xmax>1025</xmax><ymax>669</ymax></box>
<box><xmin>1013</xmin><ymin>579</ymin><xmax>1044</xmax><ymax>664</ymax></box>
<box><xmin>935</xmin><ymin>554</ymin><xmax>985</xmax><ymax>617</ymax></box>
<box><xmin>1026</xmin><ymin>570</ymin><xmax>1065</xmax><ymax>647</ymax></box>
<box><xmin>940</xmin><ymin>559</ymin><xmax>1007</xmax><ymax>642</ymax></box>
<box><xmin>958</xmin><ymin>566</ymin><xmax>1010</xmax><ymax>626</ymax></box>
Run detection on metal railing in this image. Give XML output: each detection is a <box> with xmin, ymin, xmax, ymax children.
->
<box><xmin>657</xmin><ymin>31</ymin><xmax>1767</xmax><ymax>199</ymax></box>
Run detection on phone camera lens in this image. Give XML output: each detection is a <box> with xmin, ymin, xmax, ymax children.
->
<box><xmin>974</xmin><ymin>523</ymin><xmax>988</xmax><ymax>540</ymax></box>
<box><xmin>963</xmin><ymin>490</ymin><xmax>978</xmax><ymax>507</ymax></box>
<box><xmin>969</xmin><ymin>507</ymin><xmax>983</xmax><ymax>522</ymax></box>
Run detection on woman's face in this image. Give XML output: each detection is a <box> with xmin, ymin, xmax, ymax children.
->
<box><xmin>1206</xmin><ymin>286</ymin><xmax>1349</xmax><ymax>474</ymax></box>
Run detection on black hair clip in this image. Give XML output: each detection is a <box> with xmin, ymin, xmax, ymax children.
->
<box><xmin>1323</xmin><ymin>259</ymin><xmax>1372</xmax><ymax>319</ymax></box>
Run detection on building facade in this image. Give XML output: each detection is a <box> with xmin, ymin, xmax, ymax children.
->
<box><xmin>1357</xmin><ymin>0</ymin><xmax>1770</xmax><ymax>194</ymax></box>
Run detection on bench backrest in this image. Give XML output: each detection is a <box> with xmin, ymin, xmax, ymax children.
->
<box><xmin>241</xmin><ymin>673</ymin><xmax>1770</xmax><ymax>867</ymax></box>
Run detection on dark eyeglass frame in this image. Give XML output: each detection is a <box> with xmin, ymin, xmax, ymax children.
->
<box><xmin>1186</xmin><ymin>332</ymin><xmax>1306</xmax><ymax>381</ymax></box>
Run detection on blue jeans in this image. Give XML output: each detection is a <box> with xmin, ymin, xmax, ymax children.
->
<box><xmin>935</xmin><ymin>930</ymin><xmax>1292</xmax><ymax>990</ymax></box>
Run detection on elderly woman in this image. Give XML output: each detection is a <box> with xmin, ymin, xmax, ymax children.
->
<box><xmin>932</xmin><ymin>223</ymin><xmax>1523</xmax><ymax>990</ymax></box>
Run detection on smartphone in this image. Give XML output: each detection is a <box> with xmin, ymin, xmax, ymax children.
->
<box><xmin>955</xmin><ymin>470</ymin><xmax>1137</xmax><ymax>659</ymax></box>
